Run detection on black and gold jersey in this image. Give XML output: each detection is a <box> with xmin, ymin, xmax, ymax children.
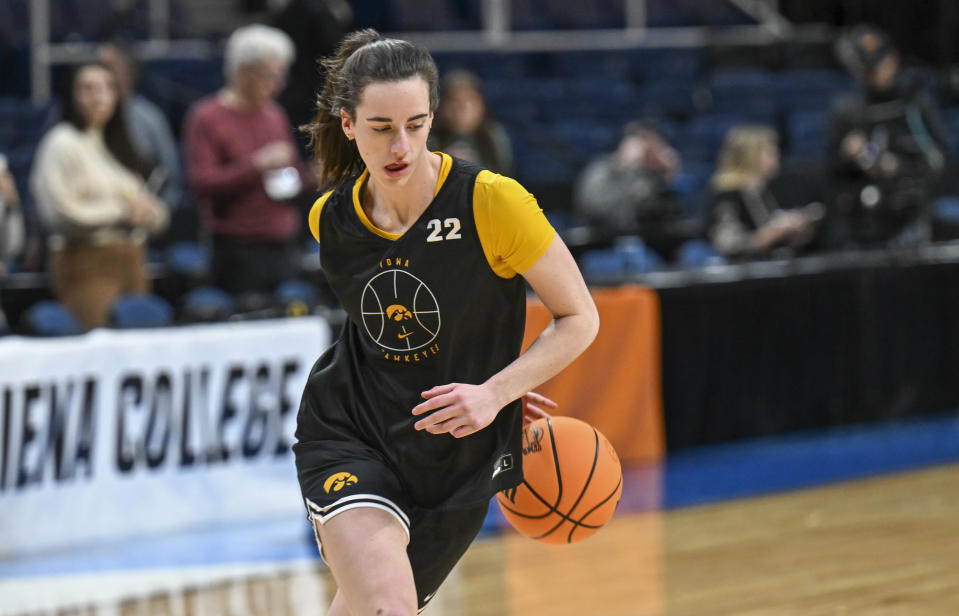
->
<box><xmin>295</xmin><ymin>153</ymin><xmax>555</xmax><ymax>509</ymax></box>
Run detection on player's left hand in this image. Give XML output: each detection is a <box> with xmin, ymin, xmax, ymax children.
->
<box><xmin>412</xmin><ymin>383</ymin><xmax>504</xmax><ymax>438</ymax></box>
<box><xmin>522</xmin><ymin>391</ymin><xmax>558</xmax><ymax>425</ymax></box>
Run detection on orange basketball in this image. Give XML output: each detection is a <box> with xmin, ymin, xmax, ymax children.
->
<box><xmin>497</xmin><ymin>416</ymin><xmax>623</xmax><ymax>544</ymax></box>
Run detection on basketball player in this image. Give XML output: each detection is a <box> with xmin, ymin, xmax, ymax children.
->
<box><xmin>294</xmin><ymin>29</ymin><xmax>599</xmax><ymax>615</ymax></box>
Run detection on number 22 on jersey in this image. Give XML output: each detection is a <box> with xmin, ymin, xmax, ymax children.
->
<box><xmin>426</xmin><ymin>218</ymin><xmax>462</xmax><ymax>242</ymax></box>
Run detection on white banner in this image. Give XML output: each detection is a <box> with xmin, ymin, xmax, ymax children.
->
<box><xmin>0</xmin><ymin>317</ymin><xmax>331</xmax><ymax>557</ymax></box>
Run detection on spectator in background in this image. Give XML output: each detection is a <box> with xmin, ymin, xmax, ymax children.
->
<box><xmin>706</xmin><ymin>125</ymin><xmax>822</xmax><ymax>259</ymax></box>
<box><xmin>183</xmin><ymin>24</ymin><xmax>310</xmax><ymax>297</ymax></box>
<box><xmin>97</xmin><ymin>40</ymin><xmax>185</xmax><ymax>211</ymax></box>
<box><xmin>573</xmin><ymin>121</ymin><xmax>683</xmax><ymax>239</ymax></box>
<box><xmin>30</xmin><ymin>62</ymin><xmax>168</xmax><ymax>329</ymax></box>
<box><xmin>828</xmin><ymin>23</ymin><xmax>948</xmax><ymax>248</ymax></box>
<box><xmin>429</xmin><ymin>70</ymin><xmax>513</xmax><ymax>174</ymax></box>
<box><xmin>0</xmin><ymin>154</ymin><xmax>25</xmax><ymax>332</ymax></box>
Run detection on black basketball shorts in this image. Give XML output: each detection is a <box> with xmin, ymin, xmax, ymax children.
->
<box><xmin>295</xmin><ymin>440</ymin><xmax>489</xmax><ymax>611</ymax></box>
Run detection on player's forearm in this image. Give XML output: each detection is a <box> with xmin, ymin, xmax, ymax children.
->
<box><xmin>483</xmin><ymin>309</ymin><xmax>598</xmax><ymax>411</ymax></box>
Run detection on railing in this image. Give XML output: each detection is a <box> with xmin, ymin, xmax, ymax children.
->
<box><xmin>28</xmin><ymin>0</ymin><xmax>833</xmax><ymax>103</ymax></box>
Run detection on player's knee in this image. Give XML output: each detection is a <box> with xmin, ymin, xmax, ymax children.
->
<box><xmin>368</xmin><ymin>596</ymin><xmax>418</xmax><ymax>616</ymax></box>
<box><xmin>369</xmin><ymin>584</ymin><xmax>418</xmax><ymax>616</ymax></box>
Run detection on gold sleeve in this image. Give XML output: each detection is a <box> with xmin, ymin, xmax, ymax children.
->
<box><xmin>308</xmin><ymin>190</ymin><xmax>334</xmax><ymax>243</ymax></box>
<box><xmin>473</xmin><ymin>170</ymin><xmax>556</xmax><ymax>278</ymax></box>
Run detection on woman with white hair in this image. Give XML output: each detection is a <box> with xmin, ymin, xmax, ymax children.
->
<box><xmin>183</xmin><ymin>24</ymin><xmax>311</xmax><ymax>298</ymax></box>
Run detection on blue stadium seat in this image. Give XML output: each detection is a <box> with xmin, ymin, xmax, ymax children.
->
<box><xmin>932</xmin><ymin>196</ymin><xmax>959</xmax><ymax>224</ymax></box>
<box><xmin>618</xmin><ymin>237</ymin><xmax>665</xmax><ymax>272</ymax></box>
<box><xmin>707</xmin><ymin>94</ymin><xmax>778</xmax><ymax>123</ymax></box>
<box><xmin>144</xmin><ymin>57</ymin><xmax>223</xmax><ymax>99</ymax></box>
<box><xmin>180</xmin><ymin>286</ymin><xmax>235</xmax><ymax>323</ymax></box>
<box><xmin>580</xmin><ymin>238</ymin><xmax>665</xmax><ymax>281</ymax></box>
<box><xmin>435</xmin><ymin>51</ymin><xmax>528</xmax><ymax>81</ymax></box>
<box><xmin>20</xmin><ymin>301</ymin><xmax>83</xmax><ymax>336</ymax></box>
<box><xmin>786</xmin><ymin>111</ymin><xmax>828</xmax><ymax>159</ymax></box>
<box><xmin>676</xmin><ymin>239</ymin><xmax>727</xmax><ymax>267</ymax></box>
<box><xmin>776</xmin><ymin>69</ymin><xmax>853</xmax><ymax>113</ymax></box>
<box><xmin>275</xmin><ymin>279</ymin><xmax>320</xmax><ymax>314</ymax></box>
<box><xmin>669</xmin><ymin>161</ymin><xmax>714</xmax><ymax>218</ymax></box>
<box><xmin>709</xmin><ymin>69</ymin><xmax>777</xmax><ymax>94</ymax></box>
<box><xmin>580</xmin><ymin>248</ymin><xmax>628</xmax><ymax>280</ymax></box>
<box><xmin>512</xmin><ymin>131</ymin><xmax>580</xmax><ymax>185</ymax></box>
<box><xmin>625</xmin><ymin>47</ymin><xmax>702</xmax><ymax>84</ymax></box>
<box><xmin>544</xmin><ymin>209</ymin><xmax>573</xmax><ymax>231</ymax></box>
<box><xmin>680</xmin><ymin>114</ymin><xmax>745</xmax><ymax>162</ymax></box>
<box><xmin>636</xmin><ymin>82</ymin><xmax>698</xmax><ymax>120</ymax></box>
<box><xmin>940</xmin><ymin>109</ymin><xmax>959</xmax><ymax>157</ymax></box>
<box><xmin>548</xmin><ymin>121</ymin><xmax>619</xmax><ymax>159</ymax></box>
<box><xmin>109</xmin><ymin>293</ymin><xmax>175</xmax><ymax>329</ymax></box>
<box><xmin>166</xmin><ymin>241</ymin><xmax>210</xmax><ymax>280</ymax></box>
<box><xmin>707</xmin><ymin>69</ymin><xmax>780</xmax><ymax>122</ymax></box>
<box><xmin>550</xmin><ymin>50</ymin><xmax>630</xmax><ymax>80</ymax></box>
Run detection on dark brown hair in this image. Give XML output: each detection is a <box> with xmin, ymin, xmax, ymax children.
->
<box><xmin>61</xmin><ymin>62</ymin><xmax>150</xmax><ymax>179</ymax></box>
<box><xmin>303</xmin><ymin>29</ymin><xmax>439</xmax><ymax>187</ymax></box>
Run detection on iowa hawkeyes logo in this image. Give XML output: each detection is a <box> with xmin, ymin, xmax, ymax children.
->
<box><xmin>323</xmin><ymin>472</ymin><xmax>358</xmax><ymax>494</ymax></box>
<box><xmin>361</xmin><ymin>269</ymin><xmax>440</xmax><ymax>351</ymax></box>
<box><xmin>385</xmin><ymin>304</ymin><xmax>413</xmax><ymax>321</ymax></box>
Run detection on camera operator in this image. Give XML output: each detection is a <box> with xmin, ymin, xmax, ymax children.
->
<box><xmin>827</xmin><ymin>24</ymin><xmax>948</xmax><ymax>248</ymax></box>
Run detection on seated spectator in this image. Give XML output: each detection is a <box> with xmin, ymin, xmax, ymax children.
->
<box><xmin>30</xmin><ymin>62</ymin><xmax>168</xmax><ymax>329</ymax></box>
<box><xmin>573</xmin><ymin>121</ymin><xmax>683</xmax><ymax>239</ymax></box>
<box><xmin>97</xmin><ymin>40</ymin><xmax>185</xmax><ymax>212</ymax></box>
<box><xmin>0</xmin><ymin>154</ymin><xmax>25</xmax><ymax>332</ymax></box>
<box><xmin>706</xmin><ymin>125</ymin><xmax>822</xmax><ymax>259</ymax></box>
<box><xmin>429</xmin><ymin>70</ymin><xmax>513</xmax><ymax>174</ymax></box>
<box><xmin>828</xmin><ymin>23</ymin><xmax>948</xmax><ymax>248</ymax></box>
<box><xmin>183</xmin><ymin>24</ymin><xmax>311</xmax><ymax>297</ymax></box>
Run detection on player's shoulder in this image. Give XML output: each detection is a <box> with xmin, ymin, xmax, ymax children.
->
<box><xmin>473</xmin><ymin>168</ymin><xmax>530</xmax><ymax>203</ymax></box>
<box><xmin>308</xmin><ymin>189</ymin><xmax>336</xmax><ymax>243</ymax></box>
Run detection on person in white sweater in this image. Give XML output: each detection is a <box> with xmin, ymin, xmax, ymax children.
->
<box><xmin>30</xmin><ymin>61</ymin><xmax>168</xmax><ymax>329</ymax></box>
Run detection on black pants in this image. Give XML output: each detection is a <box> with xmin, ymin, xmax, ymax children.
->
<box><xmin>210</xmin><ymin>234</ymin><xmax>298</xmax><ymax>296</ymax></box>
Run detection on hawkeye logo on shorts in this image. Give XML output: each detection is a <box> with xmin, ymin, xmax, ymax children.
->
<box><xmin>323</xmin><ymin>472</ymin><xmax>358</xmax><ymax>493</ymax></box>
<box><xmin>362</xmin><ymin>259</ymin><xmax>442</xmax><ymax>363</ymax></box>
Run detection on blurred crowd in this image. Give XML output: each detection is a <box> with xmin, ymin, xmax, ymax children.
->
<box><xmin>1</xmin><ymin>9</ymin><xmax>957</xmax><ymax>334</ymax></box>
<box><xmin>569</xmin><ymin>23</ymin><xmax>950</xmax><ymax>268</ymax></box>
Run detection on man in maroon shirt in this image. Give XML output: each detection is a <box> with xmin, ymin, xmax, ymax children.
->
<box><xmin>183</xmin><ymin>24</ymin><xmax>312</xmax><ymax>297</ymax></box>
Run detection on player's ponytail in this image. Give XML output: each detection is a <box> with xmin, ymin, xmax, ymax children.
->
<box><xmin>303</xmin><ymin>28</ymin><xmax>439</xmax><ymax>187</ymax></box>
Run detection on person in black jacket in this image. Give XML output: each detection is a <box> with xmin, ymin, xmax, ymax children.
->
<box><xmin>827</xmin><ymin>23</ymin><xmax>948</xmax><ymax>248</ymax></box>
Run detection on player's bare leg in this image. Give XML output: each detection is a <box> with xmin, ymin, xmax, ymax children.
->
<box><xmin>316</xmin><ymin>507</ymin><xmax>418</xmax><ymax>616</ymax></box>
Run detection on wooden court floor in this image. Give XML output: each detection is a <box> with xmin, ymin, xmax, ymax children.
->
<box><xmin>430</xmin><ymin>462</ymin><xmax>959</xmax><ymax>615</ymax></box>
<box><xmin>9</xmin><ymin>462</ymin><xmax>956</xmax><ymax>616</ymax></box>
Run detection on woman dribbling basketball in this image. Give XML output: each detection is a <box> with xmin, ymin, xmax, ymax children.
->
<box><xmin>293</xmin><ymin>29</ymin><xmax>599</xmax><ymax>615</ymax></box>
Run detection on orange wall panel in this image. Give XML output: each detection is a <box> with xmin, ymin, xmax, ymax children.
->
<box><xmin>523</xmin><ymin>285</ymin><xmax>665</xmax><ymax>464</ymax></box>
